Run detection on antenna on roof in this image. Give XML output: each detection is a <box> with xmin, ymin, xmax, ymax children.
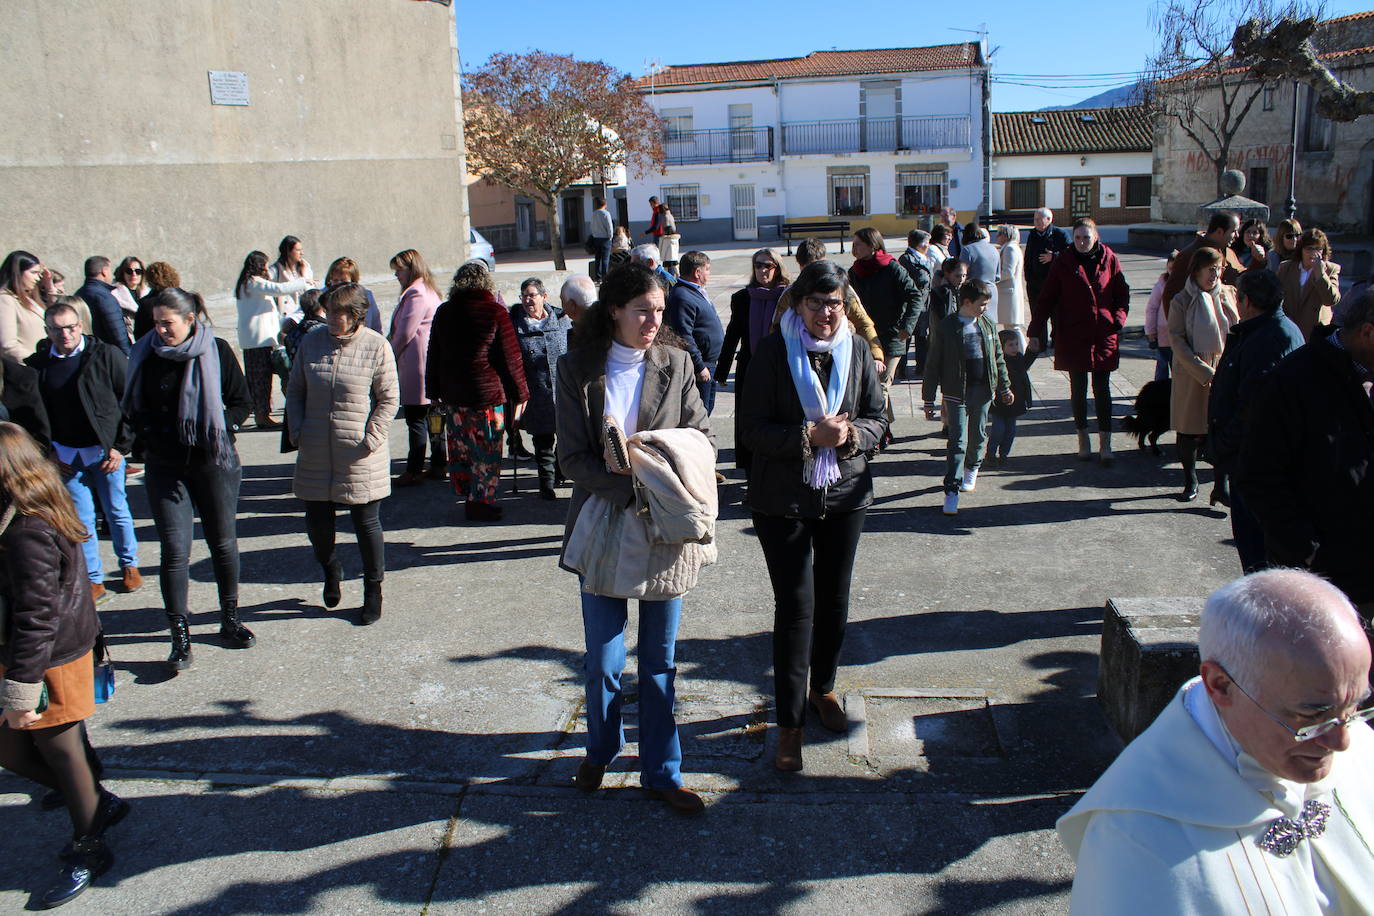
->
<box><xmin>644</xmin><ymin>57</ymin><xmax>662</xmax><ymax>96</ymax></box>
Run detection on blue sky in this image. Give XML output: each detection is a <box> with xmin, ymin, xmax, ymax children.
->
<box><xmin>455</xmin><ymin>0</ymin><xmax>1374</xmax><ymax>111</ymax></box>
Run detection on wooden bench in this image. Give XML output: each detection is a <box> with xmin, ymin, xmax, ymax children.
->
<box><xmin>1098</xmin><ymin>597</ymin><xmax>1203</xmax><ymax>743</ymax></box>
<box><xmin>780</xmin><ymin>220</ymin><xmax>851</xmax><ymax>256</ymax></box>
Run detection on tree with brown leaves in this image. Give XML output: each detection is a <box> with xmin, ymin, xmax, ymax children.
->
<box><xmin>1143</xmin><ymin>0</ymin><xmax>1310</xmax><ymax>197</ymax></box>
<box><xmin>462</xmin><ymin>52</ymin><xmax>664</xmax><ymax>271</ymax></box>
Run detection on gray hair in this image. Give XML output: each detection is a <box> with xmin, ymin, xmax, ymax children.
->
<box><xmin>1199</xmin><ymin>569</ymin><xmax>1362</xmax><ymax>693</ymax></box>
<box><xmin>997</xmin><ymin>224</ymin><xmax>1020</xmax><ymax>245</ymax></box>
<box><xmin>520</xmin><ymin>277</ymin><xmax>547</xmax><ymax>297</ymax></box>
<box><xmin>629</xmin><ymin>244</ymin><xmax>659</xmax><ymax>266</ymax></box>
<box><xmin>1034</xmin><ymin>207</ymin><xmax>1053</xmax><ymax>221</ymax></box>
<box><xmin>559</xmin><ymin>275</ymin><xmax>596</xmax><ymax>309</ymax></box>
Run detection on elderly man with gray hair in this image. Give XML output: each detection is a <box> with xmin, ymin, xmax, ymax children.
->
<box><xmin>558</xmin><ymin>275</ymin><xmax>597</xmax><ymax>326</ymax></box>
<box><xmin>1059</xmin><ymin>568</ymin><xmax>1374</xmax><ymax>913</ymax></box>
<box><xmin>630</xmin><ymin>243</ymin><xmax>676</xmax><ymax>291</ymax></box>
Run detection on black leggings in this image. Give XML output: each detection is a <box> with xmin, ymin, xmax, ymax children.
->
<box><xmin>0</xmin><ymin>720</ymin><xmax>101</xmax><ymax>837</ymax></box>
<box><xmin>145</xmin><ymin>460</ymin><xmax>241</xmax><ymax>620</ymax></box>
<box><xmin>1069</xmin><ymin>370</ymin><xmax>1113</xmax><ymax>432</ymax></box>
<box><xmin>304</xmin><ymin>499</ymin><xmax>385</xmax><ymax>582</ymax></box>
<box><xmin>402</xmin><ymin>405</ymin><xmax>447</xmax><ymax>474</ymax></box>
<box><xmin>754</xmin><ymin>508</ymin><xmax>867</xmax><ymax>729</ymax></box>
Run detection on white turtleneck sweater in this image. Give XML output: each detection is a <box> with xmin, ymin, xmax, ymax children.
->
<box><xmin>604</xmin><ymin>340</ymin><xmax>647</xmax><ymax>436</ymax></box>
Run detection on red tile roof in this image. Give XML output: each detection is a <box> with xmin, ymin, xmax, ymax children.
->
<box><xmin>636</xmin><ymin>44</ymin><xmax>982</xmax><ymax>89</ymax></box>
<box><xmin>993</xmin><ymin>107</ymin><xmax>1154</xmax><ymax>156</ymax></box>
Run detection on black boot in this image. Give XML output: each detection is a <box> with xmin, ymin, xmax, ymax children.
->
<box><xmin>1210</xmin><ymin>470</ymin><xmax>1231</xmax><ymax>507</ymax></box>
<box><xmin>360</xmin><ymin>579</ymin><xmax>383</xmax><ymax>626</ymax></box>
<box><xmin>38</xmin><ymin>834</ymin><xmax>112</xmax><ymax>909</ymax></box>
<box><xmin>166</xmin><ymin>616</ymin><xmax>193</xmax><ymax>673</ymax></box>
<box><xmin>92</xmin><ymin>789</ymin><xmax>130</xmax><ymax>836</ymax></box>
<box><xmin>218</xmin><ymin>601</ymin><xmax>256</xmax><ymax>649</ymax></box>
<box><xmin>322</xmin><ymin>561</ymin><xmax>343</xmax><ymax>609</ymax></box>
<box><xmin>1179</xmin><ymin>435</ymin><xmax>1199</xmax><ymax>502</ymax></box>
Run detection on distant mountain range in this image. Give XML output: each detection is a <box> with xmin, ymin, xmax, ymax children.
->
<box><xmin>1043</xmin><ymin>82</ymin><xmax>1143</xmax><ymax>111</ymax></box>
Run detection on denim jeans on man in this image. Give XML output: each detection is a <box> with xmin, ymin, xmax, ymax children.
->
<box><xmin>697</xmin><ymin>378</ymin><xmax>716</xmax><ymax>415</ymax></box>
<box><xmin>63</xmin><ymin>451</ymin><xmax>138</xmax><ymax>582</ymax></box>
<box><xmin>943</xmin><ymin>385</ymin><xmax>992</xmax><ymax>492</ymax></box>
<box><xmin>579</xmin><ymin>585</ymin><xmax>683</xmax><ymax>790</ymax></box>
<box><xmin>591</xmin><ymin>237</ymin><xmax>612</xmax><ymax>281</ymax></box>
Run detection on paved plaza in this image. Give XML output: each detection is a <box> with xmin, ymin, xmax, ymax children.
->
<box><xmin>0</xmin><ymin>244</ymin><xmax>1246</xmax><ymax>914</ymax></box>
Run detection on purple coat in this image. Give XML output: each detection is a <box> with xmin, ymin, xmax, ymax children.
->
<box><xmin>389</xmin><ymin>279</ymin><xmax>442</xmax><ymax>405</ymax></box>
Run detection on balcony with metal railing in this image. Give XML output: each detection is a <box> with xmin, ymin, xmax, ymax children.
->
<box><xmin>663</xmin><ymin>127</ymin><xmax>775</xmax><ymax>166</ymax></box>
<box><xmin>781</xmin><ymin>115</ymin><xmax>971</xmax><ymax>156</ymax></box>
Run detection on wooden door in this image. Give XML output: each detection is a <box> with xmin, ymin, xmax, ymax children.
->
<box><xmin>1070</xmin><ymin>179</ymin><xmax>1093</xmax><ymax>220</ymax></box>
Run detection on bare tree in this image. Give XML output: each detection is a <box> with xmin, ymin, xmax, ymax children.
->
<box><xmin>1232</xmin><ymin>14</ymin><xmax>1374</xmax><ymax>121</ymax></box>
<box><xmin>1143</xmin><ymin>0</ymin><xmax>1309</xmax><ymax>196</ymax></box>
<box><xmin>463</xmin><ymin>52</ymin><xmax>664</xmax><ymax>271</ymax></box>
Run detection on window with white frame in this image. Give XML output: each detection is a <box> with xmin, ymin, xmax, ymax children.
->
<box><xmin>828</xmin><ymin>168</ymin><xmax>868</xmax><ymax>217</ymax></box>
<box><xmin>661</xmin><ymin>107</ymin><xmax>694</xmax><ymax>141</ymax></box>
<box><xmin>897</xmin><ymin>168</ymin><xmax>947</xmax><ymax>215</ymax></box>
<box><xmin>661</xmin><ymin>184</ymin><xmax>700</xmax><ymax>221</ymax></box>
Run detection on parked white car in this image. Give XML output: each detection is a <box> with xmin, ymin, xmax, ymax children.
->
<box><xmin>469</xmin><ymin>227</ymin><xmax>495</xmax><ymax>271</ymax></box>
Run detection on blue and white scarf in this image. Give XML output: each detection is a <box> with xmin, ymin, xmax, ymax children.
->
<box><xmin>781</xmin><ymin>308</ymin><xmax>852</xmax><ymax>489</ymax></box>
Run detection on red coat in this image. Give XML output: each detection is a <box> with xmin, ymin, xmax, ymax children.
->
<box><xmin>425</xmin><ymin>289</ymin><xmax>530</xmax><ymax>409</ymax></box>
<box><xmin>1029</xmin><ymin>244</ymin><xmax>1130</xmax><ymax>372</ymax></box>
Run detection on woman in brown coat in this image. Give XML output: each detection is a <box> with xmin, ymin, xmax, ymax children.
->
<box><xmin>1277</xmin><ymin>227</ymin><xmax>1341</xmax><ymax>341</ymax></box>
<box><xmin>286</xmin><ymin>283</ymin><xmax>399</xmax><ymax>625</ymax></box>
<box><xmin>1169</xmin><ymin>247</ymin><xmax>1239</xmax><ymax>503</ymax></box>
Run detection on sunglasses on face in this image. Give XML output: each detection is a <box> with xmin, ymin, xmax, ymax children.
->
<box><xmin>125</xmin><ymin>267</ymin><xmax>144</xmax><ymax>276</ymax></box>
<box><xmin>754</xmin><ymin>261</ymin><xmax>775</xmax><ymax>269</ymax></box>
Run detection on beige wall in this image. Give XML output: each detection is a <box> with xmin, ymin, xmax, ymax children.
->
<box><xmin>0</xmin><ymin>0</ymin><xmax>468</xmax><ymax>308</ymax></box>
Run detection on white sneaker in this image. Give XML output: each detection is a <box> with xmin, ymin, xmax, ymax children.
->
<box><xmin>942</xmin><ymin>491</ymin><xmax>959</xmax><ymax>515</ymax></box>
<box><xmin>960</xmin><ymin>468</ymin><xmax>978</xmax><ymax>492</ymax></box>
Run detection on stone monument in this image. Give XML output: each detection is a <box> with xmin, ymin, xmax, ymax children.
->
<box><xmin>1199</xmin><ymin>169</ymin><xmax>1270</xmax><ymax>224</ymax></box>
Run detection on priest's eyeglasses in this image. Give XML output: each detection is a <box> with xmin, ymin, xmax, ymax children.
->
<box><xmin>1220</xmin><ymin>666</ymin><xmax>1374</xmax><ymax>742</ymax></box>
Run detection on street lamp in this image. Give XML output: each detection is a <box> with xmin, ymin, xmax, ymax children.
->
<box><xmin>1285</xmin><ymin>80</ymin><xmax>1299</xmax><ymax>220</ymax></box>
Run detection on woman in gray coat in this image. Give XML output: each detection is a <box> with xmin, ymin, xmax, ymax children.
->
<box><xmin>286</xmin><ymin>283</ymin><xmax>400</xmax><ymax>625</ymax></box>
<box><xmin>510</xmin><ymin>278</ymin><xmax>572</xmax><ymax>500</ymax></box>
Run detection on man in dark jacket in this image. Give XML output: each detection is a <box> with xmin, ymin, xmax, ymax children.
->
<box><xmin>665</xmin><ymin>251</ymin><xmax>724</xmax><ymax>414</ymax></box>
<box><xmin>1237</xmin><ymin>291</ymin><xmax>1374</xmax><ymax>614</ymax></box>
<box><xmin>1024</xmin><ymin>207</ymin><xmax>1070</xmax><ymax>306</ymax></box>
<box><xmin>1208</xmin><ymin>269</ymin><xmax>1305</xmax><ymax>574</ymax></box>
<box><xmin>26</xmin><ymin>302</ymin><xmax>140</xmax><ymax>602</ymax></box>
<box><xmin>1162</xmin><ymin>211</ymin><xmax>1245</xmax><ymax>307</ymax></box>
<box><xmin>75</xmin><ymin>256</ymin><xmax>132</xmax><ymax>355</ymax></box>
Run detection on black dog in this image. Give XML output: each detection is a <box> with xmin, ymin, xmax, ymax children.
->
<box><xmin>1121</xmin><ymin>378</ymin><xmax>1171</xmax><ymax>455</ymax></box>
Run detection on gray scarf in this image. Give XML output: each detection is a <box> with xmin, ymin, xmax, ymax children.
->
<box><xmin>122</xmin><ymin>322</ymin><xmax>235</xmax><ymax>468</ymax></box>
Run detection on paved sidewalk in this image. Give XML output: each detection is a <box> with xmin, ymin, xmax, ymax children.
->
<box><xmin>0</xmin><ymin>248</ymin><xmax>1244</xmax><ymax>914</ymax></box>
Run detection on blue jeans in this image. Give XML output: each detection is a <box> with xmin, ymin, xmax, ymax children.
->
<box><xmin>697</xmin><ymin>377</ymin><xmax>716</xmax><ymax>416</ymax></box>
<box><xmin>987</xmin><ymin>414</ymin><xmax>1018</xmax><ymax>459</ymax></box>
<box><xmin>580</xmin><ymin>586</ymin><xmax>683</xmax><ymax>790</ymax></box>
<box><xmin>591</xmin><ymin>237</ymin><xmax>612</xmax><ymax>280</ymax></box>
<box><xmin>943</xmin><ymin>389</ymin><xmax>992</xmax><ymax>492</ymax></box>
<box><xmin>1155</xmin><ymin>345</ymin><xmax>1173</xmax><ymax>381</ymax></box>
<box><xmin>64</xmin><ymin>453</ymin><xmax>138</xmax><ymax>582</ymax></box>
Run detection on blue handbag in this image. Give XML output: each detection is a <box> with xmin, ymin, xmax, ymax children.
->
<box><xmin>93</xmin><ymin>631</ymin><xmax>115</xmax><ymax>704</ymax></box>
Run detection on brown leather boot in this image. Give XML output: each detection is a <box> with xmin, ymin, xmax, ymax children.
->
<box><xmin>808</xmin><ymin>690</ymin><xmax>848</xmax><ymax>733</ymax></box>
<box><xmin>120</xmin><ymin>565</ymin><xmax>143</xmax><ymax>593</ymax></box>
<box><xmin>775</xmin><ymin>727</ymin><xmax>803</xmax><ymax>772</ymax></box>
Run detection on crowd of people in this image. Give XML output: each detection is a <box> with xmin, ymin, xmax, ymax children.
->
<box><xmin>1</xmin><ymin>196</ymin><xmax>1371</xmax><ymax>907</ymax></box>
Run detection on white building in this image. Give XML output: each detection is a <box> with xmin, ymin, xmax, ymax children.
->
<box><xmin>990</xmin><ymin>107</ymin><xmax>1154</xmax><ymax>225</ymax></box>
<box><xmin>629</xmin><ymin>45</ymin><xmax>990</xmax><ymax>245</ymax></box>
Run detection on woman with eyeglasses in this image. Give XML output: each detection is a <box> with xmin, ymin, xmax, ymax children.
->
<box><xmin>509</xmin><ymin>277</ymin><xmax>571</xmax><ymax>500</ymax></box>
<box><xmin>738</xmin><ymin>260</ymin><xmax>887</xmax><ymax>772</ymax></box>
<box><xmin>716</xmin><ymin>249</ymin><xmax>791</xmax><ymax>469</ymax></box>
<box><xmin>1277</xmin><ymin>227</ymin><xmax>1341</xmax><ymax>341</ymax></box>
<box><xmin>112</xmin><ymin>258</ymin><xmax>146</xmax><ymax>343</ymax></box>
<box><xmin>1269</xmin><ymin>219</ymin><xmax>1302</xmax><ymax>271</ymax></box>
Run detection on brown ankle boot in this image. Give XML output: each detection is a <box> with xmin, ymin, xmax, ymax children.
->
<box><xmin>808</xmin><ymin>690</ymin><xmax>848</xmax><ymax>733</ymax></box>
<box><xmin>775</xmin><ymin>727</ymin><xmax>803</xmax><ymax>771</ymax></box>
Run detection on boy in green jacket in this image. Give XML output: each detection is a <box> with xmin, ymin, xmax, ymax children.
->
<box><xmin>922</xmin><ymin>279</ymin><xmax>1013</xmax><ymax>516</ymax></box>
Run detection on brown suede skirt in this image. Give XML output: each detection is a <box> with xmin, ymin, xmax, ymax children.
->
<box><xmin>0</xmin><ymin>650</ymin><xmax>95</xmax><ymax>727</ymax></box>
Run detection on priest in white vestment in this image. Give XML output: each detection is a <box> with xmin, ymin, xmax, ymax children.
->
<box><xmin>1059</xmin><ymin>569</ymin><xmax>1374</xmax><ymax>915</ymax></box>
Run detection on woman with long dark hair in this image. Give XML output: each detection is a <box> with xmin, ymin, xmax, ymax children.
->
<box><xmin>235</xmin><ymin>250</ymin><xmax>311</xmax><ymax>429</ymax></box>
<box><xmin>288</xmin><ymin>283</ymin><xmax>399</xmax><ymax>624</ymax></box>
<box><xmin>0</xmin><ymin>422</ymin><xmax>129</xmax><ymax>908</ymax></box>
<box><xmin>269</xmin><ymin>235</ymin><xmax>314</xmax><ymax>320</ymax></box>
<box><xmin>0</xmin><ymin>250</ymin><xmax>49</xmax><ymax>361</ymax></box>
<box><xmin>847</xmin><ymin>228</ymin><xmax>921</xmax><ymax>441</ymax></box>
<box><xmin>111</xmin><ymin>257</ymin><xmax>146</xmax><ymax>343</ymax></box>
<box><xmin>122</xmin><ymin>288</ymin><xmax>254</xmax><ymax>672</ymax></box>
<box><xmin>1028</xmin><ymin>218</ymin><xmax>1130</xmax><ymax>465</ymax></box>
<box><xmin>557</xmin><ymin>263</ymin><xmax>714</xmax><ymax>814</ymax></box>
<box><xmin>132</xmin><ymin>261</ymin><xmax>184</xmax><ymax>340</ymax></box>
<box><xmin>738</xmin><ymin>261</ymin><xmax>887</xmax><ymax>771</ymax></box>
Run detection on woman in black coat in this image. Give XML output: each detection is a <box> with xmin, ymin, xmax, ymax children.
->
<box><xmin>738</xmin><ymin>261</ymin><xmax>888</xmax><ymax>772</ymax></box>
<box><xmin>0</xmin><ymin>422</ymin><xmax>128</xmax><ymax>908</ymax></box>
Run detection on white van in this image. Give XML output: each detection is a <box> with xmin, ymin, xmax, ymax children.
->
<box><xmin>469</xmin><ymin>227</ymin><xmax>496</xmax><ymax>271</ymax></box>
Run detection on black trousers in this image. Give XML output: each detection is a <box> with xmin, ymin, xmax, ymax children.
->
<box><xmin>754</xmin><ymin>508</ymin><xmax>867</xmax><ymax>728</ymax></box>
<box><xmin>402</xmin><ymin>405</ymin><xmax>446</xmax><ymax>474</ymax></box>
<box><xmin>1069</xmin><ymin>370</ymin><xmax>1113</xmax><ymax>432</ymax></box>
<box><xmin>144</xmin><ymin>459</ymin><xmax>241</xmax><ymax>619</ymax></box>
<box><xmin>304</xmin><ymin>499</ymin><xmax>385</xmax><ymax>583</ymax></box>
<box><xmin>531</xmin><ymin>432</ymin><xmax>556</xmax><ymax>488</ymax></box>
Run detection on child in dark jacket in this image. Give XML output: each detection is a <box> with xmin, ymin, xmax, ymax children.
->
<box><xmin>922</xmin><ymin>279</ymin><xmax>1012</xmax><ymax>516</ymax></box>
<box><xmin>987</xmin><ymin>329</ymin><xmax>1035</xmax><ymax>466</ymax></box>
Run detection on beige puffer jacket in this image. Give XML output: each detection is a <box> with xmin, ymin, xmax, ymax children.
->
<box><xmin>286</xmin><ymin>326</ymin><xmax>400</xmax><ymax>504</ymax></box>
